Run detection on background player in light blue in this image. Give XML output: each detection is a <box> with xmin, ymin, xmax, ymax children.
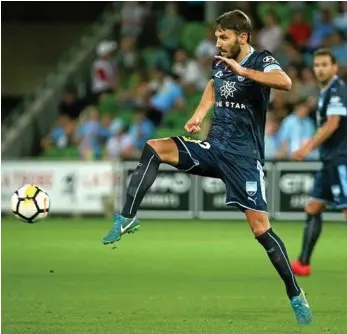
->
<box><xmin>278</xmin><ymin>100</ymin><xmax>318</xmax><ymax>160</ymax></box>
<box><xmin>292</xmin><ymin>48</ymin><xmax>347</xmax><ymax>276</ymax></box>
<box><xmin>103</xmin><ymin>10</ymin><xmax>312</xmax><ymax>324</ymax></box>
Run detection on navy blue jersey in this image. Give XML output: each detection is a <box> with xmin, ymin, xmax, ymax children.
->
<box><xmin>207</xmin><ymin>47</ymin><xmax>281</xmax><ymax>162</ymax></box>
<box><xmin>316</xmin><ymin>76</ymin><xmax>347</xmax><ymax>164</ymax></box>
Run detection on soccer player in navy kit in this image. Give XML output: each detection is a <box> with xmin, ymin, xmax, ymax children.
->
<box><xmin>103</xmin><ymin>10</ymin><xmax>312</xmax><ymax>324</ymax></box>
<box><xmin>291</xmin><ymin>49</ymin><xmax>347</xmax><ymax>276</ymax></box>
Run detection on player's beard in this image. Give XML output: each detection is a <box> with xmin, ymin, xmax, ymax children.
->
<box><xmin>228</xmin><ymin>42</ymin><xmax>241</xmax><ymax>59</ymax></box>
<box><xmin>318</xmin><ymin>73</ymin><xmax>334</xmax><ymax>86</ymax></box>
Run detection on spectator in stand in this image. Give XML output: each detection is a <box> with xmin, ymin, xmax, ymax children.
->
<box><xmin>330</xmin><ymin>30</ymin><xmax>347</xmax><ymax>65</ymax></box>
<box><xmin>75</xmin><ymin>107</ymin><xmax>109</xmax><ymax>160</ymax></box>
<box><xmin>115</xmin><ymin>36</ymin><xmax>140</xmax><ymax>80</ymax></box>
<box><xmin>300</xmin><ymin>68</ymin><xmax>319</xmax><ymax>99</ymax></box>
<box><xmin>194</xmin><ymin>52</ymin><xmax>212</xmax><ymax>92</ymax></box>
<box><xmin>280</xmin><ymin>66</ymin><xmax>304</xmax><ymax>107</ymax></box>
<box><xmin>278</xmin><ymin>100</ymin><xmax>318</xmax><ymax>160</ymax></box>
<box><xmin>270</xmin><ymin>92</ymin><xmax>289</xmax><ymax>120</ymax></box>
<box><xmin>91</xmin><ymin>41</ymin><xmax>117</xmax><ymax>102</ymax></box>
<box><xmin>41</xmin><ymin>115</ymin><xmax>75</xmax><ymax>151</ymax></box>
<box><xmin>146</xmin><ymin>67</ymin><xmax>184</xmax><ymax>127</ymax></box>
<box><xmin>124</xmin><ymin>107</ymin><xmax>155</xmax><ymax>159</ymax></box>
<box><xmin>157</xmin><ymin>3</ymin><xmax>184</xmax><ymax>55</ymax></box>
<box><xmin>333</xmin><ymin>1</ymin><xmax>347</xmax><ymax>31</ymax></box>
<box><xmin>59</xmin><ymin>87</ymin><xmax>86</xmax><ymax>120</ymax></box>
<box><xmin>195</xmin><ymin>26</ymin><xmax>217</xmax><ymax>59</ymax></box>
<box><xmin>105</xmin><ymin>126</ymin><xmax>132</xmax><ymax>161</ymax></box>
<box><xmin>284</xmin><ymin>43</ymin><xmax>305</xmax><ymax>68</ymax></box>
<box><xmin>257</xmin><ymin>11</ymin><xmax>283</xmax><ymax>53</ymax></box>
<box><xmin>120</xmin><ymin>1</ymin><xmax>146</xmax><ymax>38</ymax></box>
<box><xmin>264</xmin><ymin>112</ymin><xmax>282</xmax><ymax>160</ymax></box>
<box><xmin>172</xmin><ymin>48</ymin><xmax>201</xmax><ymax>92</ymax></box>
<box><xmin>307</xmin><ymin>7</ymin><xmax>335</xmax><ymax>50</ymax></box>
<box><xmin>287</xmin><ymin>11</ymin><xmax>311</xmax><ymax>47</ymax></box>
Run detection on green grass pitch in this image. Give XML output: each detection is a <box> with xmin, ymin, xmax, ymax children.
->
<box><xmin>2</xmin><ymin>218</ymin><xmax>346</xmax><ymax>334</ymax></box>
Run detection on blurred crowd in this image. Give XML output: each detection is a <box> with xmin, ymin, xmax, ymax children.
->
<box><xmin>41</xmin><ymin>1</ymin><xmax>347</xmax><ymax>161</ymax></box>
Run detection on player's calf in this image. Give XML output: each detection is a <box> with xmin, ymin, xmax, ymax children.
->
<box><xmin>103</xmin><ymin>138</ymin><xmax>179</xmax><ymax>245</ymax></box>
<box><xmin>291</xmin><ymin>200</ymin><xmax>324</xmax><ymax>273</ymax></box>
<box><xmin>246</xmin><ymin>211</ymin><xmax>301</xmax><ymax>299</ymax></box>
<box><xmin>121</xmin><ymin>138</ymin><xmax>179</xmax><ymax>218</ymax></box>
<box><xmin>248</xmin><ymin>212</ymin><xmax>312</xmax><ymax>323</ymax></box>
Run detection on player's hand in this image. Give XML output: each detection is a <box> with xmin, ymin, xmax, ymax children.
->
<box><xmin>215</xmin><ymin>56</ymin><xmax>245</xmax><ymax>76</ymax></box>
<box><xmin>184</xmin><ymin>117</ymin><xmax>201</xmax><ymax>135</ymax></box>
<box><xmin>292</xmin><ymin>147</ymin><xmax>310</xmax><ymax>161</ymax></box>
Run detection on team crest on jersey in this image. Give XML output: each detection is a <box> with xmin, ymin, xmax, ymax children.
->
<box><xmin>246</xmin><ymin>181</ymin><xmax>257</xmax><ymax>196</ymax></box>
<box><xmin>220</xmin><ymin>81</ymin><xmax>237</xmax><ymax>98</ymax></box>
<box><xmin>237</xmin><ymin>76</ymin><xmax>245</xmax><ymax>82</ymax></box>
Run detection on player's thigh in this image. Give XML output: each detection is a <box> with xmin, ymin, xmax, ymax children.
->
<box><xmin>220</xmin><ymin>153</ymin><xmax>268</xmax><ymax>213</ymax></box>
<box><xmin>328</xmin><ymin>164</ymin><xmax>347</xmax><ymax>211</ymax></box>
<box><xmin>171</xmin><ymin>136</ymin><xmax>223</xmax><ymax>178</ymax></box>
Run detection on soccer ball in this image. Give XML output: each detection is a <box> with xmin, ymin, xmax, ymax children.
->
<box><xmin>11</xmin><ymin>184</ymin><xmax>50</xmax><ymax>223</ymax></box>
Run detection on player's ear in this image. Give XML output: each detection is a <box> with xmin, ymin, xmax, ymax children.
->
<box><xmin>238</xmin><ymin>32</ymin><xmax>248</xmax><ymax>45</ymax></box>
<box><xmin>333</xmin><ymin>63</ymin><xmax>338</xmax><ymax>74</ymax></box>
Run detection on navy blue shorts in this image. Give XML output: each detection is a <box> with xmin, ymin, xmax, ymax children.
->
<box><xmin>172</xmin><ymin>136</ymin><xmax>268</xmax><ymax>213</ymax></box>
<box><xmin>310</xmin><ymin>163</ymin><xmax>347</xmax><ymax>209</ymax></box>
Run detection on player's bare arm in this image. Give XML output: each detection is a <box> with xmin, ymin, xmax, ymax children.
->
<box><xmin>184</xmin><ymin>79</ymin><xmax>214</xmax><ymax>135</ymax></box>
<box><xmin>215</xmin><ymin>56</ymin><xmax>292</xmax><ymax>91</ymax></box>
<box><xmin>292</xmin><ymin>115</ymin><xmax>341</xmax><ymax>161</ymax></box>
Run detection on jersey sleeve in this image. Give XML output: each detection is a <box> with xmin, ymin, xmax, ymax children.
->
<box><xmin>255</xmin><ymin>51</ymin><xmax>282</xmax><ymax>73</ymax></box>
<box><xmin>210</xmin><ymin>57</ymin><xmax>219</xmax><ymax>79</ymax></box>
<box><xmin>326</xmin><ymin>84</ymin><xmax>347</xmax><ymax>117</ymax></box>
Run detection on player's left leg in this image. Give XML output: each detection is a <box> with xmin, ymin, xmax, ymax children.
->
<box><xmin>245</xmin><ymin>210</ymin><xmax>312</xmax><ymax>324</ymax></box>
<box><xmin>292</xmin><ymin>199</ymin><xmax>325</xmax><ymax>276</ymax></box>
<box><xmin>220</xmin><ymin>153</ymin><xmax>312</xmax><ymax>324</ymax></box>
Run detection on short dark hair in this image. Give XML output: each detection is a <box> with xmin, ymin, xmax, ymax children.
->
<box><xmin>313</xmin><ymin>48</ymin><xmax>337</xmax><ymax>64</ymax></box>
<box><xmin>215</xmin><ymin>10</ymin><xmax>252</xmax><ymax>43</ymax></box>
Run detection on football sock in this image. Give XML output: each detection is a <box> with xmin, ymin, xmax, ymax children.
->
<box><xmin>121</xmin><ymin>144</ymin><xmax>161</xmax><ymax>218</ymax></box>
<box><xmin>299</xmin><ymin>213</ymin><xmax>322</xmax><ymax>265</ymax></box>
<box><xmin>257</xmin><ymin>228</ymin><xmax>301</xmax><ymax>299</ymax></box>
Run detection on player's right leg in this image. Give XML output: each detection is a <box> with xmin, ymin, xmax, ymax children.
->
<box><xmin>102</xmin><ymin>136</ymin><xmax>218</xmax><ymax>246</ymax></box>
<box><xmin>102</xmin><ymin>137</ymin><xmax>179</xmax><ymax>245</ymax></box>
<box><xmin>291</xmin><ymin>170</ymin><xmax>328</xmax><ymax>276</ymax></box>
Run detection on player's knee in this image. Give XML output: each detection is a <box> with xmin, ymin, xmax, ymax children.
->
<box><xmin>147</xmin><ymin>139</ymin><xmax>178</xmax><ymax>164</ymax></box>
<box><xmin>147</xmin><ymin>139</ymin><xmax>162</xmax><ymax>155</ymax></box>
<box><xmin>343</xmin><ymin>209</ymin><xmax>347</xmax><ymax>221</ymax></box>
<box><xmin>247</xmin><ymin>213</ymin><xmax>270</xmax><ymax>237</ymax></box>
<box><xmin>305</xmin><ymin>200</ymin><xmax>324</xmax><ymax>215</ymax></box>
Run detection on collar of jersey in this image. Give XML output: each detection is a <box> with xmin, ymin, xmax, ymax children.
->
<box><xmin>239</xmin><ymin>46</ymin><xmax>255</xmax><ymax>66</ymax></box>
<box><xmin>320</xmin><ymin>75</ymin><xmax>338</xmax><ymax>95</ymax></box>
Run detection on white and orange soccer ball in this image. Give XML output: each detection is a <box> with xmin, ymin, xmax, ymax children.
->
<box><xmin>11</xmin><ymin>184</ymin><xmax>50</xmax><ymax>223</ymax></box>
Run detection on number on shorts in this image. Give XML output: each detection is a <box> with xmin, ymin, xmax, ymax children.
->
<box><xmin>182</xmin><ymin>136</ymin><xmax>211</xmax><ymax>149</ymax></box>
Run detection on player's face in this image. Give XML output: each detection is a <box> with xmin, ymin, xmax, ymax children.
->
<box><xmin>313</xmin><ymin>55</ymin><xmax>337</xmax><ymax>85</ymax></box>
<box><xmin>215</xmin><ymin>28</ymin><xmax>241</xmax><ymax>59</ymax></box>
